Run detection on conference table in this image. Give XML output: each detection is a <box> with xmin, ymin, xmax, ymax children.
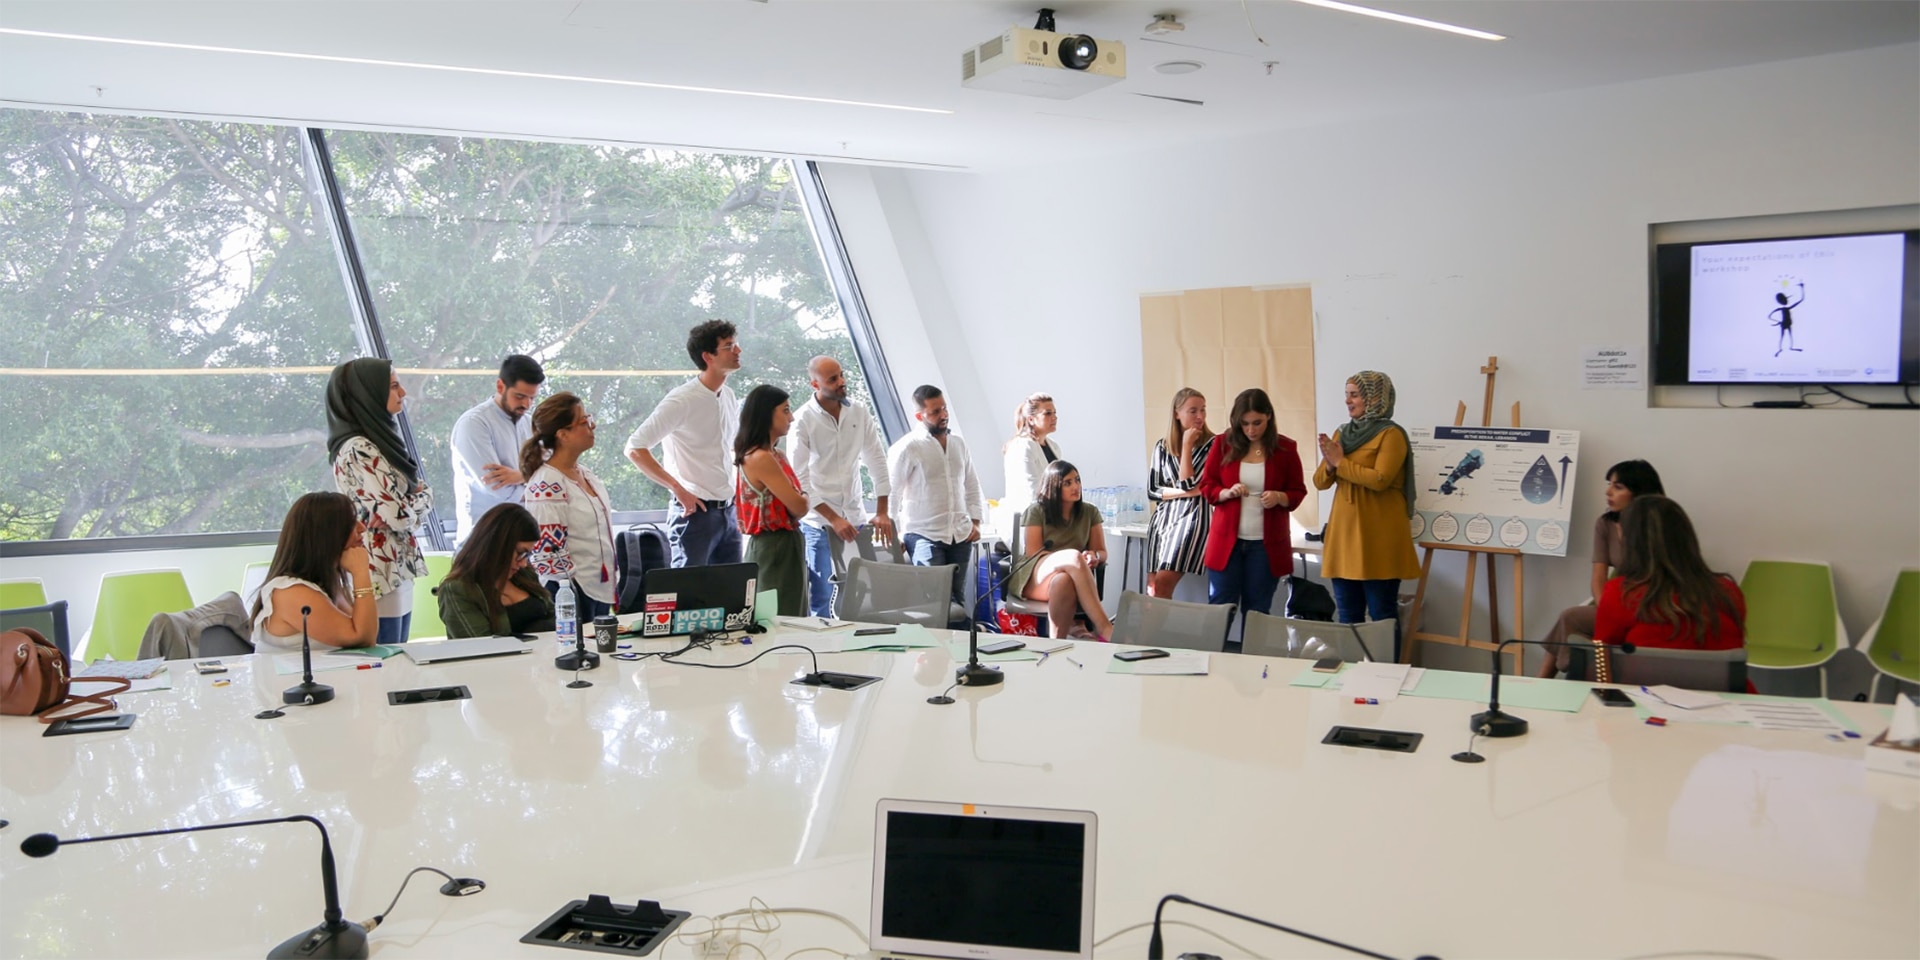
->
<box><xmin>2</xmin><ymin>627</ymin><xmax>1915</xmax><ymax>959</ymax></box>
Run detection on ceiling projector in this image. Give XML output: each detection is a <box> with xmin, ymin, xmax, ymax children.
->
<box><xmin>960</xmin><ymin>8</ymin><xmax>1125</xmax><ymax>99</ymax></box>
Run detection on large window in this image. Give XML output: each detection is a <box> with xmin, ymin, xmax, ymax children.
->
<box><xmin>1</xmin><ymin>110</ymin><xmax>887</xmax><ymax>546</ymax></box>
<box><xmin>0</xmin><ymin>111</ymin><xmax>357</xmax><ymax>541</ymax></box>
<box><xmin>327</xmin><ymin>132</ymin><xmax>871</xmax><ymax>513</ymax></box>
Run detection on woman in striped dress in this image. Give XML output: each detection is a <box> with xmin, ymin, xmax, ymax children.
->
<box><xmin>1146</xmin><ymin>388</ymin><xmax>1215</xmax><ymax>598</ymax></box>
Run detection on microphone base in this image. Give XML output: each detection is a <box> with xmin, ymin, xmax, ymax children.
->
<box><xmin>955</xmin><ymin>662</ymin><xmax>1003</xmax><ymax>687</ymax></box>
<box><xmin>282</xmin><ymin>682</ymin><xmax>335</xmax><ymax>706</ymax></box>
<box><xmin>1450</xmin><ymin>751</ymin><xmax>1487</xmax><ymax>764</ymax></box>
<box><xmin>1470</xmin><ymin>709</ymin><xmax>1529</xmax><ymax>738</ymax></box>
<box><xmin>554</xmin><ymin>648</ymin><xmax>601</xmax><ymax>671</ymax></box>
<box><xmin>267</xmin><ymin>920</ymin><xmax>368</xmax><ymax>959</ymax></box>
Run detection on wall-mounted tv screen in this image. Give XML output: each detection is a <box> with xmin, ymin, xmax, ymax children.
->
<box><xmin>1651</xmin><ymin>229</ymin><xmax>1920</xmax><ymax>386</ymax></box>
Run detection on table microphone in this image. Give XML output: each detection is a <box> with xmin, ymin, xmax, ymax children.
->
<box><xmin>955</xmin><ymin>615</ymin><xmax>1003</xmax><ymax>687</ymax></box>
<box><xmin>1451</xmin><ymin>638</ymin><xmax>1637</xmax><ymax>761</ymax></box>
<box><xmin>284</xmin><ymin>606</ymin><xmax>335</xmax><ymax>706</ymax></box>
<box><xmin>1147</xmin><ymin>893</ymin><xmax>1437</xmax><ymax>960</ymax></box>
<box><xmin>21</xmin><ymin>814</ymin><xmax>371</xmax><ymax>958</ymax></box>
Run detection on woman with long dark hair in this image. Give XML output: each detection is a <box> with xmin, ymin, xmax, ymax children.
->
<box><xmin>1199</xmin><ymin>389</ymin><xmax>1307</xmax><ymax>624</ymax></box>
<box><xmin>521</xmin><ymin>392</ymin><xmax>618</xmax><ymax>620</ymax></box>
<box><xmin>1535</xmin><ymin>459</ymin><xmax>1665</xmax><ymax>677</ymax></box>
<box><xmin>1006</xmin><ymin>460</ymin><xmax>1114</xmax><ymax>640</ymax></box>
<box><xmin>1595</xmin><ymin>495</ymin><xmax>1745</xmax><ymax>657</ymax></box>
<box><xmin>1147</xmin><ymin>388</ymin><xmax>1214</xmax><ymax>598</ymax></box>
<box><xmin>437</xmin><ymin>503</ymin><xmax>555</xmax><ymax>639</ymax></box>
<box><xmin>735</xmin><ymin>384</ymin><xmax>810</xmax><ymax>617</ymax></box>
<box><xmin>251</xmin><ymin>492</ymin><xmax>379</xmax><ymax>651</ymax></box>
<box><xmin>327</xmin><ymin>357</ymin><xmax>433</xmax><ymax>644</ymax></box>
<box><xmin>1311</xmin><ymin>371</ymin><xmax>1419</xmax><ymax>638</ymax></box>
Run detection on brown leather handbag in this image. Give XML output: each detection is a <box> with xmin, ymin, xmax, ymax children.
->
<box><xmin>1</xmin><ymin>628</ymin><xmax>131</xmax><ymax>722</ymax></box>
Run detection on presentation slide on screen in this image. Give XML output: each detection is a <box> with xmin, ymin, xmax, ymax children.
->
<box><xmin>1688</xmin><ymin>233</ymin><xmax>1906</xmax><ymax>383</ymax></box>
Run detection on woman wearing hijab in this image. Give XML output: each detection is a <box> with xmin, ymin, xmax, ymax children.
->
<box><xmin>327</xmin><ymin>357</ymin><xmax>433</xmax><ymax>644</ymax></box>
<box><xmin>1312</xmin><ymin>371</ymin><xmax>1420</xmax><ymax>639</ymax></box>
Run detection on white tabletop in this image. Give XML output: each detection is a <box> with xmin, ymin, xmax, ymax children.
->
<box><xmin>2</xmin><ymin>631</ymin><xmax>1914</xmax><ymax>959</ymax></box>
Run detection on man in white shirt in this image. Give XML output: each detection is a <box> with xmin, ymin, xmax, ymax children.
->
<box><xmin>886</xmin><ymin>384</ymin><xmax>983</xmax><ymax>610</ymax></box>
<box><xmin>787</xmin><ymin>355</ymin><xmax>895</xmax><ymax>618</ymax></box>
<box><xmin>449</xmin><ymin>354</ymin><xmax>545</xmax><ymax>546</ymax></box>
<box><xmin>625</xmin><ymin>319</ymin><xmax>744</xmax><ymax>567</ymax></box>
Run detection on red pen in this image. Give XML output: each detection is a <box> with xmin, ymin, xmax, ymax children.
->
<box><xmin>356</xmin><ymin>662</ymin><xmax>382</xmax><ymax>670</ymax></box>
<box><xmin>1645</xmin><ymin>716</ymin><xmax>1667</xmax><ymax>726</ymax></box>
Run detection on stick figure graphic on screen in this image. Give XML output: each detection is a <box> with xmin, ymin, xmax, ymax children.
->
<box><xmin>1769</xmin><ymin>281</ymin><xmax>1805</xmax><ymax>357</ymax></box>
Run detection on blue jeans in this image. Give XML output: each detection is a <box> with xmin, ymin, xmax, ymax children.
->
<box><xmin>1330</xmin><ymin>578</ymin><xmax>1400</xmax><ymax>624</ymax></box>
<box><xmin>1207</xmin><ymin>539</ymin><xmax>1279</xmax><ymax>619</ymax></box>
<box><xmin>668</xmin><ymin>500</ymin><xmax>743</xmax><ymax>568</ymax></box>
<box><xmin>801</xmin><ymin>523</ymin><xmax>878</xmax><ymax>617</ymax></box>
<box><xmin>902</xmin><ymin>533</ymin><xmax>973</xmax><ymax>609</ymax></box>
<box><xmin>377</xmin><ymin>613</ymin><xmax>411</xmax><ymax>645</ymax></box>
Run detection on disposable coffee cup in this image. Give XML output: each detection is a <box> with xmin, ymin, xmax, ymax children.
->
<box><xmin>593</xmin><ymin>615</ymin><xmax>619</xmax><ymax>653</ymax></box>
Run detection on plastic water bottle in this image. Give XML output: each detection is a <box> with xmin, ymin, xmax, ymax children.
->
<box><xmin>555</xmin><ymin>581</ymin><xmax>578</xmax><ymax>649</ymax></box>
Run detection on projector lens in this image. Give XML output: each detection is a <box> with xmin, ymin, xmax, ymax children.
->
<box><xmin>1059</xmin><ymin>35</ymin><xmax>1098</xmax><ymax>70</ymax></box>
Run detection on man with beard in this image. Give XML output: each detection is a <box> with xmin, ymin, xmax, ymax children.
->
<box><xmin>886</xmin><ymin>385</ymin><xmax>983</xmax><ymax>613</ymax></box>
<box><xmin>786</xmin><ymin>355</ymin><xmax>895</xmax><ymax>617</ymax></box>
<box><xmin>450</xmin><ymin>354</ymin><xmax>545</xmax><ymax>546</ymax></box>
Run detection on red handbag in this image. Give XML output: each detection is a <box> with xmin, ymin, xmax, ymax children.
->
<box><xmin>1</xmin><ymin>628</ymin><xmax>131</xmax><ymax>722</ymax></box>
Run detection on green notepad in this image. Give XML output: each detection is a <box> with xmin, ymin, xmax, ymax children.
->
<box><xmin>1291</xmin><ymin>664</ymin><xmax>1592</xmax><ymax>712</ymax></box>
<box><xmin>329</xmin><ymin>644</ymin><xmax>406</xmax><ymax>659</ymax></box>
<box><xmin>840</xmin><ymin>623</ymin><xmax>941</xmax><ymax>651</ymax></box>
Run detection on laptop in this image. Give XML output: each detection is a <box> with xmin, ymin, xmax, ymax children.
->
<box><xmin>639</xmin><ymin>562</ymin><xmax>760</xmax><ymax>637</ymax></box>
<box><xmin>402</xmin><ymin>635</ymin><xmax>534</xmax><ymax>665</ymax></box>
<box><xmin>866</xmin><ymin>799</ymin><xmax>1097</xmax><ymax>960</ymax></box>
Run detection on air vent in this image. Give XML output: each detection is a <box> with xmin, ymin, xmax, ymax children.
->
<box><xmin>981</xmin><ymin>34</ymin><xmax>1004</xmax><ymax>61</ymax></box>
<box><xmin>962</xmin><ymin>49</ymin><xmax>977</xmax><ymax>80</ymax></box>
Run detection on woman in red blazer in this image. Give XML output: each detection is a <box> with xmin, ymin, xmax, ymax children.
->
<box><xmin>1198</xmin><ymin>389</ymin><xmax>1308</xmax><ymax>622</ymax></box>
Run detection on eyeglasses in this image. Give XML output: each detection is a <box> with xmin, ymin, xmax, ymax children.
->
<box><xmin>514</xmin><ymin>548</ymin><xmax>534</xmax><ymax>562</ymax></box>
<box><xmin>571</xmin><ymin>415</ymin><xmax>597</xmax><ymax>431</ymax></box>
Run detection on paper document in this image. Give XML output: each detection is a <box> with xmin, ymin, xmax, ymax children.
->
<box><xmin>1113</xmin><ymin>651</ymin><xmax>1210</xmax><ymax>676</ymax></box>
<box><xmin>1889</xmin><ymin>693</ymin><xmax>1919</xmax><ymax>743</ymax></box>
<box><xmin>1729</xmin><ymin>700</ymin><xmax>1850</xmax><ymax>734</ymax></box>
<box><xmin>1639</xmin><ymin>685</ymin><xmax>1729</xmax><ymax>711</ymax></box>
<box><xmin>777</xmin><ymin>616</ymin><xmax>853</xmax><ymax>632</ymax></box>
<box><xmin>272</xmin><ymin>653</ymin><xmax>368</xmax><ymax>676</ymax></box>
<box><xmin>76</xmin><ymin>657</ymin><xmax>167</xmax><ymax>680</ymax></box>
<box><xmin>1341</xmin><ymin>662</ymin><xmax>1412</xmax><ymax>702</ymax></box>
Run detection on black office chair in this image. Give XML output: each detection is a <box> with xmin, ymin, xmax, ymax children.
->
<box><xmin>0</xmin><ymin>600</ymin><xmax>71</xmax><ymax>659</ymax></box>
<box><xmin>1577</xmin><ymin>637</ymin><xmax>1748</xmax><ymax>693</ymax></box>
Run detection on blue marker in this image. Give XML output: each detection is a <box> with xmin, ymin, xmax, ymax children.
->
<box><xmin>1261</xmin><ymin>664</ymin><xmax>1268</xmax><ymax>680</ymax></box>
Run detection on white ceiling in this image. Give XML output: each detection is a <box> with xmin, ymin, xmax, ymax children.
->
<box><xmin>2</xmin><ymin>1</ymin><xmax>1914</xmax><ymax>170</ymax></box>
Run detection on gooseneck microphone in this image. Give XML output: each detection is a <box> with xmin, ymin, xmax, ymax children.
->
<box><xmin>284</xmin><ymin>605</ymin><xmax>336</xmax><ymax>706</ymax></box>
<box><xmin>955</xmin><ymin>615</ymin><xmax>1003</xmax><ymax>687</ymax></box>
<box><xmin>1147</xmin><ymin>893</ymin><xmax>1436</xmax><ymax>960</ymax></box>
<box><xmin>1452</xmin><ymin>638</ymin><xmax>1637</xmax><ymax>763</ymax></box>
<box><xmin>22</xmin><ymin>814</ymin><xmax>369</xmax><ymax>959</ymax></box>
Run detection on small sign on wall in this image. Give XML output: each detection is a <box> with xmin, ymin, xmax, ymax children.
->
<box><xmin>1581</xmin><ymin>346</ymin><xmax>1644</xmax><ymax>389</ymax></box>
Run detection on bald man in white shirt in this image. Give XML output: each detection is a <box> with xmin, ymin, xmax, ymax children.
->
<box><xmin>787</xmin><ymin>355</ymin><xmax>894</xmax><ymax>617</ymax></box>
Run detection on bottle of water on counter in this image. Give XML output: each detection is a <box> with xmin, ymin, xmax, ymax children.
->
<box><xmin>555</xmin><ymin>581</ymin><xmax>578</xmax><ymax>649</ymax></box>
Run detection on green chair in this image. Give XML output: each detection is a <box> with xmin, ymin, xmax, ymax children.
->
<box><xmin>89</xmin><ymin>570</ymin><xmax>194</xmax><ymax>662</ymax></box>
<box><xmin>1861</xmin><ymin>569</ymin><xmax>1920</xmax><ymax>703</ymax></box>
<box><xmin>409</xmin><ymin>552</ymin><xmax>456</xmax><ymax>641</ymax></box>
<box><xmin>0</xmin><ymin>579</ymin><xmax>48</xmax><ymax>609</ymax></box>
<box><xmin>1740</xmin><ymin>560</ymin><xmax>1846</xmax><ymax>698</ymax></box>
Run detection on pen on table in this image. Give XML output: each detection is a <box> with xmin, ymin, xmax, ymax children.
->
<box><xmin>356</xmin><ymin>662</ymin><xmax>382</xmax><ymax>670</ymax></box>
<box><xmin>1261</xmin><ymin>664</ymin><xmax>1268</xmax><ymax>680</ymax></box>
<box><xmin>1065</xmin><ymin>656</ymin><xmax>1082</xmax><ymax>668</ymax></box>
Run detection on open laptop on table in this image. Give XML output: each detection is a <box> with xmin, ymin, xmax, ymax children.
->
<box><xmin>638</xmin><ymin>562</ymin><xmax>760</xmax><ymax>637</ymax></box>
<box><xmin>865</xmin><ymin>799</ymin><xmax>1096</xmax><ymax>960</ymax></box>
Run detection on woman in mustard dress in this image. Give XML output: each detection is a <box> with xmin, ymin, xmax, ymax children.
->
<box><xmin>1312</xmin><ymin>371</ymin><xmax>1420</xmax><ymax>650</ymax></box>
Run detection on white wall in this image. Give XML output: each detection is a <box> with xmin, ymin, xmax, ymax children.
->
<box><xmin>827</xmin><ymin>43</ymin><xmax>1920</xmax><ymax>663</ymax></box>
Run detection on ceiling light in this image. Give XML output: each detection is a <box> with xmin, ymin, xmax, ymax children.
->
<box><xmin>0</xmin><ymin>26</ymin><xmax>953</xmax><ymax>114</ymax></box>
<box><xmin>1153</xmin><ymin>60</ymin><xmax>1203</xmax><ymax>75</ymax></box>
<box><xmin>1285</xmin><ymin>0</ymin><xmax>1505</xmax><ymax>41</ymax></box>
<box><xmin>1145</xmin><ymin>14</ymin><xmax>1185</xmax><ymax>36</ymax></box>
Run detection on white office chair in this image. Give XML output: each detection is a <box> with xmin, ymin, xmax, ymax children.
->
<box><xmin>1241</xmin><ymin>610</ymin><xmax>1391</xmax><ymax>662</ymax></box>
<box><xmin>1108</xmin><ymin>591</ymin><xmax>1232</xmax><ymax>652</ymax></box>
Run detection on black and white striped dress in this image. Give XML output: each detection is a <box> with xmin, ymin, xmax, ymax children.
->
<box><xmin>1147</xmin><ymin>436</ymin><xmax>1213</xmax><ymax>575</ymax></box>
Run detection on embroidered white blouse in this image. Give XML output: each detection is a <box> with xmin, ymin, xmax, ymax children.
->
<box><xmin>523</xmin><ymin>462</ymin><xmax>618</xmax><ymax>604</ymax></box>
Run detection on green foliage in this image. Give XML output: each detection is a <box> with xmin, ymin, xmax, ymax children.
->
<box><xmin>0</xmin><ymin>112</ymin><xmax>865</xmax><ymax>540</ymax></box>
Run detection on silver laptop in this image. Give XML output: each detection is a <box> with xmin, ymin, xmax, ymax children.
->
<box><xmin>402</xmin><ymin>635</ymin><xmax>534</xmax><ymax>665</ymax></box>
<box><xmin>867</xmin><ymin>799</ymin><xmax>1096</xmax><ymax>960</ymax></box>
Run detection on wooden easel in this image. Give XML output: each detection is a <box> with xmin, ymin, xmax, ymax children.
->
<box><xmin>1404</xmin><ymin>357</ymin><xmax>1527</xmax><ymax>675</ymax></box>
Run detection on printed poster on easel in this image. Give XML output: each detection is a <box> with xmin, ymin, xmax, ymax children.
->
<box><xmin>1405</xmin><ymin>426</ymin><xmax>1582</xmax><ymax>557</ymax></box>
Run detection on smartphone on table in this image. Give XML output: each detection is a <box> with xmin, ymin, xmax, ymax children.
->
<box><xmin>1114</xmin><ymin>648</ymin><xmax>1169</xmax><ymax>662</ymax></box>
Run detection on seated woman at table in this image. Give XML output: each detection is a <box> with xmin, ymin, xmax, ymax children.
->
<box><xmin>1535</xmin><ymin>459</ymin><xmax>1664</xmax><ymax>677</ymax></box>
<box><xmin>1006</xmin><ymin>460</ymin><xmax>1114</xmax><ymax>640</ymax></box>
<box><xmin>437</xmin><ymin>503</ymin><xmax>555</xmax><ymax>638</ymax></box>
<box><xmin>250</xmin><ymin>491</ymin><xmax>379</xmax><ymax>651</ymax></box>
<box><xmin>1594</xmin><ymin>495</ymin><xmax>1746</xmax><ymax>664</ymax></box>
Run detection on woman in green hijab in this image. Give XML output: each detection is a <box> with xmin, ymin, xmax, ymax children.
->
<box><xmin>326</xmin><ymin>357</ymin><xmax>433</xmax><ymax>644</ymax></box>
<box><xmin>1312</xmin><ymin>371</ymin><xmax>1420</xmax><ymax>648</ymax></box>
